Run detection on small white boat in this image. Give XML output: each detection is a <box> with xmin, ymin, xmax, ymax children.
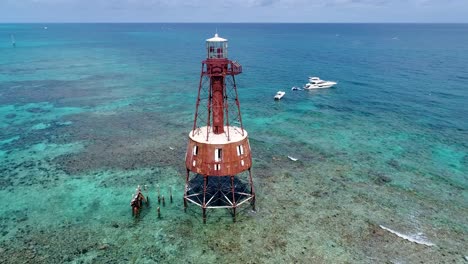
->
<box><xmin>304</xmin><ymin>77</ymin><xmax>337</xmax><ymax>89</ymax></box>
<box><xmin>288</xmin><ymin>156</ymin><xmax>298</xmax><ymax>161</ymax></box>
<box><xmin>10</xmin><ymin>34</ymin><xmax>16</xmax><ymax>47</ymax></box>
<box><xmin>274</xmin><ymin>91</ymin><xmax>285</xmax><ymax>100</ymax></box>
<box><xmin>291</xmin><ymin>86</ymin><xmax>302</xmax><ymax>91</ymax></box>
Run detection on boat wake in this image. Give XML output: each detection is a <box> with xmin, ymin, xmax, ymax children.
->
<box><xmin>379</xmin><ymin>225</ymin><xmax>435</xmax><ymax>247</ymax></box>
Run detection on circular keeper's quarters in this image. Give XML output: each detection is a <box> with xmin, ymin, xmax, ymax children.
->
<box><xmin>186</xmin><ymin>126</ymin><xmax>252</xmax><ymax>176</ymax></box>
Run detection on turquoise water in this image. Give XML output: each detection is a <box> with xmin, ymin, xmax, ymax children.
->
<box><xmin>0</xmin><ymin>23</ymin><xmax>467</xmax><ymax>263</ymax></box>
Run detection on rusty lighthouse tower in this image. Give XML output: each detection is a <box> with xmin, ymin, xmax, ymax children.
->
<box><xmin>184</xmin><ymin>34</ymin><xmax>255</xmax><ymax>223</ymax></box>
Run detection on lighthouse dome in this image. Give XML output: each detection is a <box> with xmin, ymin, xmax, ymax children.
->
<box><xmin>206</xmin><ymin>33</ymin><xmax>227</xmax><ymax>42</ymax></box>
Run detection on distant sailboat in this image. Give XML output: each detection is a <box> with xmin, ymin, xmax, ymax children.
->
<box><xmin>10</xmin><ymin>34</ymin><xmax>16</xmax><ymax>47</ymax></box>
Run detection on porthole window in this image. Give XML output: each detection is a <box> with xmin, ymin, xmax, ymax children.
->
<box><xmin>193</xmin><ymin>145</ymin><xmax>198</xmax><ymax>156</ymax></box>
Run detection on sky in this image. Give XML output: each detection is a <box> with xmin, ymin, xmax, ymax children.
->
<box><xmin>0</xmin><ymin>0</ymin><xmax>467</xmax><ymax>23</ymax></box>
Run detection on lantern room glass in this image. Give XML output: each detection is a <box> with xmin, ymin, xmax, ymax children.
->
<box><xmin>207</xmin><ymin>41</ymin><xmax>228</xmax><ymax>59</ymax></box>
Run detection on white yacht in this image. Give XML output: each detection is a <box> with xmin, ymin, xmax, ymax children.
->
<box><xmin>274</xmin><ymin>91</ymin><xmax>285</xmax><ymax>100</ymax></box>
<box><xmin>304</xmin><ymin>77</ymin><xmax>337</xmax><ymax>89</ymax></box>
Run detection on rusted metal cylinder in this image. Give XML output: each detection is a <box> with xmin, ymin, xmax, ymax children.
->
<box><xmin>185</xmin><ymin>129</ymin><xmax>252</xmax><ymax>176</ymax></box>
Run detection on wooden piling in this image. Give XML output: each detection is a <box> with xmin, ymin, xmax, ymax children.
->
<box><xmin>169</xmin><ymin>187</ymin><xmax>173</xmax><ymax>203</ymax></box>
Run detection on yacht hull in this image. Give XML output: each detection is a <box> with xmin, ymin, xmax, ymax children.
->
<box><xmin>304</xmin><ymin>82</ymin><xmax>337</xmax><ymax>90</ymax></box>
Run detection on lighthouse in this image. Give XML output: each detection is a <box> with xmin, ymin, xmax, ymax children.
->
<box><xmin>184</xmin><ymin>34</ymin><xmax>255</xmax><ymax>223</ymax></box>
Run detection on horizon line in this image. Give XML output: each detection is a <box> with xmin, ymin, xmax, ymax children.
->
<box><xmin>1</xmin><ymin>21</ymin><xmax>468</xmax><ymax>24</ymax></box>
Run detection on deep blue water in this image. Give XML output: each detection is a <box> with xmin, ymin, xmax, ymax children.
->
<box><xmin>0</xmin><ymin>23</ymin><xmax>467</xmax><ymax>263</ymax></box>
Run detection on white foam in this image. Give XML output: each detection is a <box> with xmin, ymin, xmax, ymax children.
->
<box><xmin>379</xmin><ymin>225</ymin><xmax>435</xmax><ymax>247</ymax></box>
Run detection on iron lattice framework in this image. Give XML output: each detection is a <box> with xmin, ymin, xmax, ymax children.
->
<box><xmin>185</xmin><ymin>172</ymin><xmax>254</xmax><ymax>209</ymax></box>
<box><xmin>191</xmin><ymin>60</ymin><xmax>244</xmax><ymax>141</ymax></box>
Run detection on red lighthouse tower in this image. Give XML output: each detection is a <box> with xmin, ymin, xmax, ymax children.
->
<box><xmin>184</xmin><ymin>34</ymin><xmax>255</xmax><ymax>223</ymax></box>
